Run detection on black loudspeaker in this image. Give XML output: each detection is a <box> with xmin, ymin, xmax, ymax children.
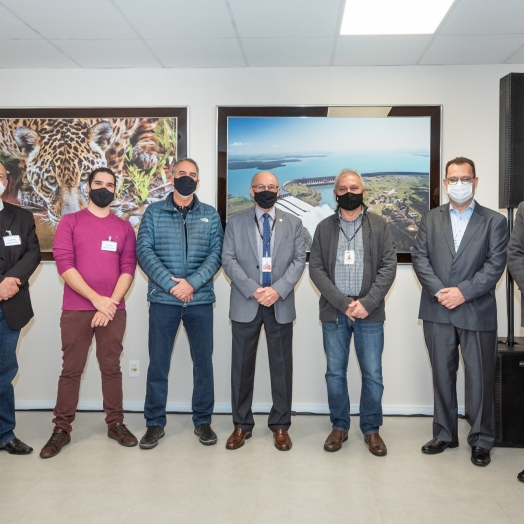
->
<box><xmin>500</xmin><ymin>73</ymin><xmax>524</xmax><ymax>208</ymax></box>
<box><xmin>494</xmin><ymin>342</ymin><xmax>524</xmax><ymax>447</ymax></box>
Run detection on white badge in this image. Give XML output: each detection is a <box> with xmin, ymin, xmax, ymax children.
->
<box><xmin>344</xmin><ymin>250</ymin><xmax>355</xmax><ymax>265</ymax></box>
<box><xmin>262</xmin><ymin>257</ymin><xmax>272</xmax><ymax>272</ymax></box>
<box><xmin>3</xmin><ymin>230</ymin><xmax>21</xmax><ymax>246</ymax></box>
<box><xmin>101</xmin><ymin>236</ymin><xmax>117</xmax><ymax>252</ymax></box>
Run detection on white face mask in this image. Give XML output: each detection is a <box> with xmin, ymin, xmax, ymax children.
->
<box><xmin>447</xmin><ymin>180</ymin><xmax>473</xmax><ymax>204</ymax></box>
<box><xmin>0</xmin><ymin>182</ymin><xmax>5</xmax><ymax>197</ymax></box>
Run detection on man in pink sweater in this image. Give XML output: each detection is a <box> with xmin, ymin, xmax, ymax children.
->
<box><xmin>40</xmin><ymin>168</ymin><xmax>137</xmax><ymax>458</ymax></box>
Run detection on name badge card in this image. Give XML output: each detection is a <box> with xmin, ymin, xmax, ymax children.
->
<box><xmin>262</xmin><ymin>257</ymin><xmax>272</xmax><ymax>272</ymax></box>
<box><xmin>3</xmin><ymin>230</ymin><xmax>21</xmax><ymax>246</ymax></box>
<box><xmin>101</xmin><ymin>236</ymin><xmax>117</xmax><ymax>252</ymax></box>
<box><xmin>344</xmin><ymin>250</ymin><xmax>355</xmax><ymax>265</ymax></box>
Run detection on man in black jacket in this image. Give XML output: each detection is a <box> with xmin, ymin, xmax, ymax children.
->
<box><xmin>0</xmin><ymin>162</ymin><xmax>41</xmax><ymax>455</ymax></box>
<box><xmin>309</xmin><ymin>169</ymin><xmax>396</xmax><ymax>455</ymax></box>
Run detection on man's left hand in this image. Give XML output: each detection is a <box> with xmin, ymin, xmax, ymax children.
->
<box><xmin>170</xmin><ymin>277</ymin><xmax>195</xmax><ymax>302</ymax></box>
<box><xmin>91</xmin><ymin>311</ymin><xmax>110</xmax><ymax>328</ymax></box>
<box><xmin>256</xmin><ymin>287</ymin><xmax>280</xmax><ymax>307</ymax></box>
<box><xmin>347</xmin><ymin>300</ymin><xmax>369</xmax><ymax>320</ymax></box>
<box><xmin>438</xmin><ymin>287</ymin><xmax>466</xmax><ymax>309</ymax></box>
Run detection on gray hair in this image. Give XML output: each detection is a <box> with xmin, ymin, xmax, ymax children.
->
<box><xmin>334</xmin><ymin>168</ymin><xmax>365</xmax><ymax>189</ymax></box>
<box><xmin>173</xmin><ymin>157</ymin><xmax>199</xmax><ymax>178</ymax></box>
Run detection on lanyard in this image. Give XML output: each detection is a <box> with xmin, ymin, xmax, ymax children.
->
<box><xmin>254</xmin><ymin>213</ymin><xmax>276</xmax><ymax>257</ymax></box>
<box><xmin>336</xmin><ymin>210</ymin><xmax>364</xmax><ymax>249</ymax></box>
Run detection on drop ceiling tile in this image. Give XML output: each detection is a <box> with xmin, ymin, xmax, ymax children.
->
<box><xmin>52</xmin><ymin>39</ymin><xmax>159</xmax><ymax>68</ymax></box>
<box><xmin>0</xmin><ymin>4</ymin><xmax>41</xmax><ymax>39</ymax></box>
<box><xmin>421</xmin><ymin>34</ymin><xmax>524</xmax><ymax>65</ymax></box>
<box><xmin>230</xmin><ymin>0</ymin><xmax>341</xmax><ymax>38</ymax></box>
<box><xmin>334</xmin><ymin>35</ymin><xmax>432</xmax><ymax>66</ymax></box>
<box><xmin>146</xmin><ymin>38</ymin><xmax>245</xmax><ymax>67</ymax></box>
<box><xmin>242</xmin><ymin>37</ymin><xmax>333</xmax><ymax>66</ymax></box>
<box><xmin>114</xmin><ymin>0</ymin><xmax>235</xmax><ymax>39</ymax></box>
<box><xmin>440</xmin><ymin>0</ymin><xmax>524</xmax><ymax>35</ymax></box>
<box><xmin>0</xmin><ymin>40</ymin><xmax>78</xmax><ymax>68</ymax></box>
<box><xmin>1</xmin><ymin>0</ymin><xmax>135</xmax><ymax>39</ymax></box>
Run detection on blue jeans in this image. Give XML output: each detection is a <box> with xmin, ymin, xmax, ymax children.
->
<box><xmin>322</xmin><ymin>311</ymin><xmax>384</xmax><ymax>434</ymax></box>
<box><xmin>0</xmin><ymin>308</ymin><xmax>21</xmax><ymax>448</ymax></box>
<box><xmin>144</xmin><ymin>302</ymin><xmax>214</xmax><ymax>428</ymax></box>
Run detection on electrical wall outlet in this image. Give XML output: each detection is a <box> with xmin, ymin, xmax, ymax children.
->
<box><xmin>129</xmin><ymin>360</ymin><xmax>139</xmax><ymax>377</ymax></box>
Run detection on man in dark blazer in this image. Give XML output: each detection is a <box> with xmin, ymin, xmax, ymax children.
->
<box><xmin>506</xmin><ymin>202</ymin><xmax>524</xmax><ymax>482</ymax></box>
<box><xmin>0</xmin><ymin>162</ymin><xmax>41</xmax><ymax>455</ymax></box>
<box><xmin>222</xmin><ymin>171</ymin><xmax>306</xmax><ymax>451</ymax></box>
<box><xmin>412</xmin><ymin>157</ymin><xmax>508</xmax><ymax>467</ymax></box>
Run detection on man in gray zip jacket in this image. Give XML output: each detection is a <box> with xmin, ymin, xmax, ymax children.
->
<box><xmin>136</xmin><ymin>158</ymin><xmax>223</xmax><ymax>449</ymax></box>
<box><xmin>309</xmin><ymin>169</ymin><xmax>396</xmax><ymax>455</ymax></box>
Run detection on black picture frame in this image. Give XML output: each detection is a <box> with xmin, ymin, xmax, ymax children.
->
<box><xmin>216</xmin><ymin>105</ymin><xmax>441</xmax><ymax>264</ymax></box>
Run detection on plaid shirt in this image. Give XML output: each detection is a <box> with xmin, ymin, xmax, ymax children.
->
<box><xmin>334</xmin><ymin>208</ymin><xmax>364</xmax><ymax>296</ymax></box>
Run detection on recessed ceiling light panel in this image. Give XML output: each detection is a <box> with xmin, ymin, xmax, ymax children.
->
<box><xmin>341</xmin><ymin>0</ymin><xmax>455</xmax><ymax>35</ymax></box>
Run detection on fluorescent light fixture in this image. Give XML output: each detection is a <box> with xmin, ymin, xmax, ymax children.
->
<box><xmin>341</xmin><ymin>0</ymin><xmax>455</xmax><ymax>35</ymax></box>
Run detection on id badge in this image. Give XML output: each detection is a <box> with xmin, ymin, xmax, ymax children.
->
<box><xmin>262</xmin><ymin>257</ymin><xmax>272</xmax><ymax>272</ymax></box>
<box><xmin>344</xmin><ymin>250</ymin><xmax>355</xmax><ymax>265</ymax></box>
<box><xmin>101</xmin><ymin>240</ymin><xmax>117</xmax><ymax>252</ymax></box>
<box><xmin>3</xmin><ymin>233</ymin><xmax>21</xmax><ymax>246</ymax></box>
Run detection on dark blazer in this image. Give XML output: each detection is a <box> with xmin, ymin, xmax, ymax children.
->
<box><xmin>507</xmin><ymin>201</ymin><xmax>524</xmax><ymax>327</ymax></box>
<box><xmin>309</xmin><ymin>207</ymin><xmax>397</xmax><ymax>322</ymax></box>
<box><xmin>0</xmin><ymin>202</ymin><xmax>41</xmax><ymax>330</ymax></box>
<box><xmin>412</xmin><ymin>201</ymin><xmax>508</xmax><ymax>332</ymax></box>
<box><xmin>222</xmin><ymin>206</ymin><xmax>306</xmax><ymax>324</ymax></box>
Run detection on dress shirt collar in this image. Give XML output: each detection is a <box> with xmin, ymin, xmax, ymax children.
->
<box><xmin>449</xmin><ymin>199</ymin><xmax>475</xmax><ymax>216</ymax></box>
<box><xmin>255</xmin><ymin>204</ymin><xmax>276</xmax><ymax>221</ymax></box>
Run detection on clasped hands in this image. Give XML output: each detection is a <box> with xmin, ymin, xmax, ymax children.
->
<box><xmin>437</xmin><ymin>287</ymin><xmax>465</xmax><ymax>310</ymax></box>
<box><xmin>91</xmin><ymin>294</ymin><xmax>119</xmax><ymax>328</ymax></box>
<box><xmin>253</xmin><ymin>286</ymin><xmax>280</xmax><ymax>307</ymax></box>
<box><xmin>345</xmin><ymin>299</ymin><xmax>369</xmax><ymax>321</ymax></box>
<box><xmin>170</xmin><ymin>277</ymin><xmax>194</xmax><ymax>303</ymax></box>
<box><xmin>0</xmin><ymin>277</ymin><xmax>21</xmax><ymax>301</ymax></box>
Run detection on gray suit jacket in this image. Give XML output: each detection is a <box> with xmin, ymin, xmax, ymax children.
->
<box><xmin>507</xmin><ymin>201</ymin><xmax>524</xmax><ymax>327</ymax></box>
<box><xmin>412</xmin><ymin>201</ymin><xmax>508</xmax><ymax>332</ymax></box>
<box><xmin>222</xmin><ymin>206</ymin><xmax>306</xmax><ymax>324</ymax></box>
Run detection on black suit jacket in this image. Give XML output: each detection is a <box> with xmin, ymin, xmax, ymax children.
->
<box><xmin>0</xmin><ymin>202</ymin><xmax>41</xmax><ymax>330</ymax></box>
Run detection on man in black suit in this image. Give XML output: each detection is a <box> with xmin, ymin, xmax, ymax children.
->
<box><xmin>0</xmin><ymin>162</ymin><xmax>41</xmax><ymax>455</ymax></box>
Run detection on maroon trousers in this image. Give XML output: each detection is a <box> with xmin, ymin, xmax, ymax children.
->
<box><xmin>53</xmin><ymin>310</ymin><xmax>127</xmax><ymax>433</ymax></box>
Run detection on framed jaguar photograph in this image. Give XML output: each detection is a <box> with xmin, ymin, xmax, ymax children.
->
<box><xmin>216</xmin><ymin>105</ymin><xmax>441</xmax><ymax>264</ymax></box>
<box><xmin>0</xmin><ymin>107</ymin><xmax>187</xmax><ymax>259</ymax></box>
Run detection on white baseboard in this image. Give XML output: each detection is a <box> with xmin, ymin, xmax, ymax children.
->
<box><xmin>15</xmin><ymin>400</ymin><xmax>465</xmax><ymax>417</ymax></box>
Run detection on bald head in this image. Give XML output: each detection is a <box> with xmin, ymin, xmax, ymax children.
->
<box><xmin>251</xmin><ymin>171</ymin><xmax>279</xmax><ymax>188</ymax></box>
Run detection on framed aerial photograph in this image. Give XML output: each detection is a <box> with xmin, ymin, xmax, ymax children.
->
<box><xmin>217</xmin><ymin>105</ymin><xmax>441</xmax><ymax>263</ymax></box>
<box><xmin>0</xmin><ymin>107</ymin><xmax>187</xmax><ymax>259</ymax></box>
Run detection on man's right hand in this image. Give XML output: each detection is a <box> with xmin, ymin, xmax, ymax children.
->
<box><xmin>0</xmin><ymin>277</ymin><xmax>21</xmax><ymax>300</ymax></box>
<box><xmin>91</xmin><ymin>294</ymin><xmax>119</xmax><ymax>320</ymax></box>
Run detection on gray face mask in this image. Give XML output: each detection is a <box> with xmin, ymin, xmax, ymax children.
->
<box><xmin>447</xmin><ymin>181</ymin><xmax>473</xmax><ymax>204</ymax></box>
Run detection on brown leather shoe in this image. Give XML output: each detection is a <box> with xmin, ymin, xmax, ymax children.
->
<box><xmin>364</xmin><ymin>432</ymin><xmax>387</xmax><ymax>456</ymax></box>
<box><xmin>273</xmin><ymin>429</ymin><xmax>292</xmax><ymax>451</ymax></box>
<box><xmin>40</xmin><ymin>428</ymin><xmax>71</xmax><ymax>459</ymax></box>
<box><xmin>324</xmin><ymin>429</ymin><xmax>348</xmax><ymax>452</ymax></box>
<box><xmin>108</xmin><ymin>423</ymin><xmax>138</xmax><ymax>447</ymax></box>
<box><xmin>226</xmin><ymin>428</ymin><xmax>252</xmax><ymax>450</ymax></box>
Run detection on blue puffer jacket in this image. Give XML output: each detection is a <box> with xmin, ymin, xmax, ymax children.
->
<box><xmin>136</xmin><ymin>193</ymin><xmax>224</xmax><ymax>306</ymax></box>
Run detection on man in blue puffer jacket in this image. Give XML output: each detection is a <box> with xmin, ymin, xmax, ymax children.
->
<box><xmin>136</xmin><ymin>158</ymin><xmax>224</xmax><ymax>449</ymax></box>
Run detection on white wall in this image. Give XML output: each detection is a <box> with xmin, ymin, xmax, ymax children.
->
<box><xmin>4</xmin><ymin>64</ymin><xmax>524</xmax><ymax>418</ymax></box>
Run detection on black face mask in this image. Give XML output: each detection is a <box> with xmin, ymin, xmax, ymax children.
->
<box><xmin>336</xmin><ymin>191</ymin><xmax>363</xmax><ymax>211</ymax></box>
<box><xmin>174</xmin><ymin>176</ymin><xmax>197</xmax><ymax>197</ymax></box>
<box><xmin>253</xmin><ymin>190</ymin><xmax>278</xmax><ymax>209</ymax></box>
<box><xmin>89</xmin><ymin>187</ymin><xmax>115</xmax><ymax>208</ymax></box>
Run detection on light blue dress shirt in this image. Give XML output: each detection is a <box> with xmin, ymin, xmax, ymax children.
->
<box><xmin>449</xmin><ymin>200</ymin><xmax>475</xmax><ymax>252</ymax></box>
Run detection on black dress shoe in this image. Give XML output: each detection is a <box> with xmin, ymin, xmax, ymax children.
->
<box><xmin>471</xmin><ymin>446</ymin><xmax>491</xmax><ymax>466</ymax></box>
<box><xmin>1</xmin><ymin>438</ymin><xmax>33</xmax><ymax>455</ymax></box>
<box><xmin>139</xmin><ymin>426</ymin><xmax>165</xmax><ymax>449</ymax></box>
<box><xmin>518</xmin><ymin>469</ymin><xmax>524</xmax><ymax>483</ymax></box>
<box><xmin>421</xmin><ymin>438</ymin><xmax>459</xmax><ymax>454</ymax></box>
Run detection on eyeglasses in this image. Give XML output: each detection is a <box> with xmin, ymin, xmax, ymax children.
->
<box><xmin>446</xmin><ymin>177</ymin><xmax>473</xmax><ymax>185</ymax></box>
<box><xmin>252</xmin><ymin>184</ymin><xmax>279</xmax><ymax>192</ymax></box>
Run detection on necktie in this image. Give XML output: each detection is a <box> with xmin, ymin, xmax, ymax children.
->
<box><xmin>262</xmin><ymin>213</ymin><xmax>271</xmax><ymax>287</ymax></box>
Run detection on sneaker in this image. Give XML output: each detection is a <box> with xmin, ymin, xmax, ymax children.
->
<box><xmin>139</xmin><ymin>426</ymin><xmax>165</xmax><ymax>450</ymax></box>
<box><xmin>40</xmin><ymin>428</ymin><xmax>71</xmax><ymax>459</ymax></box>
<box><xmin>108</xmin><ymin>423</ymin><xmax>138</xmax><ymax>447</ymax></box>
<box><xmin>194</xmin><ymin>424</ymin><xmax>217</xmax><ymax>446</ymax></box>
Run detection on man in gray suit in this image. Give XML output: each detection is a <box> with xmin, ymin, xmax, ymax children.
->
<box><xmin>222</xmin><ymin>171</ymin><xmax>306</xmax><ymax>451</ymax></box>
<box><xmin>506</xmin><ymin>202</ymin><xmax>524</xmax><ymax>482</ymax></box>
<box><xmin>412</xmin><ymin>156</ymin><xmax>508</xmax><ymax>467</ymax></box>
